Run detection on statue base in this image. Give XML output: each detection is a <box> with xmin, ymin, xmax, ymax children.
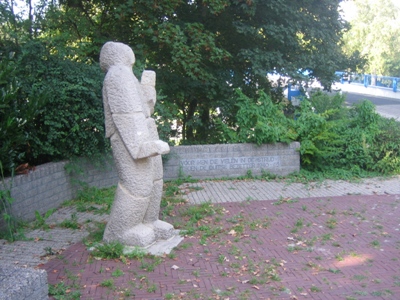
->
<box><xmin>123</xmin><ymin>231</ymin><xmax>184</xmax><ymax>256</ymax></box>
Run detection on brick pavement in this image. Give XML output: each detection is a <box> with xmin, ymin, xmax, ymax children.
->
<box><xmin>1</xmin><ymin>177</ymin><xmax>400</xmax><ymax>299</ymax></box>
<box><xmin>42</xmin><ymin>194</ymin><xmax>399</xmax><ymax>299</ymax></box>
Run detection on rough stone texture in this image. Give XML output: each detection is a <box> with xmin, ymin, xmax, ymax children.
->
<box><xmin>163</xmin><ymin>142</ymin><xmax>300</xmax><ymax>180</ymax></box>
<box><xmin>0</xmin><ymin>265</ymin><xmax>48</xmax><ymax>300</ymax></box>
<box><xmin>99</xmin><ymin>41</ymin><xmax>176</xmax><ymax>248</ymax></box>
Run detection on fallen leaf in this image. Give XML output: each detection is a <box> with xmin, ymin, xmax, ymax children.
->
<box><xmin>252</xmin><ymin>285</ymin><xmax>260</xmax><ymax>290</ymax></box>
<box><xmin>228</xmin><ymin>230</ymin><xmax>237</xmax><ymax>236</ymax></box>
<box><xmin>171</xmin><ymin>265</ymin><xmax>179</xmax><ymax>270</ymax></box>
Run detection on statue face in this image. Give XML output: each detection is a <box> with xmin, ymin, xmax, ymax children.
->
<box><xmin>100</xmin><ymin>42</ymin><xmax>136</xmax><ymax>72</ymax></box>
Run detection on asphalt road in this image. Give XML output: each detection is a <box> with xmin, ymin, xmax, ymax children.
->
<box><xmin>344</xmin><ymin>91</ymin><xmax>400</xmax><ymax>106</ymax></box>
<box><xmin>341</xmin><ymin>92</ymin><xmax>400</xmax><ymax>120</ymax></box>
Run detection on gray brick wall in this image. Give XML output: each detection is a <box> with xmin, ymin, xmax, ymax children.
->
<box><xmin>1</xmin><ymin>142</ymin><xmax>300</xmax><ymax>223</ymax></box>
<box><xmin>1</xmin><ymin>157</ymin><xmax>118</xmax><ymax>223</ymax></box>
<box><xmin>0</xmin><ymin>265</ymin><xmax>48</xmax><ymax>300</ymax></box>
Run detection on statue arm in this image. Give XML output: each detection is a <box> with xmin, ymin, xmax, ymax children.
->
<box><xmin>112</xmin><ymin>112</ymin><xmax>169</xmax><ymax>160</ymax></box>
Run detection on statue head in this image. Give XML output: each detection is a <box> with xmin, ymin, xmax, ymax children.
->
<box><xmin>100</xmin><ymin>42</ymin><xmax>135</xmax><ymax>72</ymax></box>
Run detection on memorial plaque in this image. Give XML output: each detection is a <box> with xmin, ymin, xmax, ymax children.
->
<box><xmin>163</xmin><ymin>142</ymin><xmax>300</xmax><ymax>180</ymax></box>
<box><xmin>180</xmin><ymin>156</ymin><xmax>280</xmax><ymax>173</ymax></box>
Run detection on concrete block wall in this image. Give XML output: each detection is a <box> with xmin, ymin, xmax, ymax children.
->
<box><xmin>1</xmin><ymin>142</ymin><xmax>300</xmax><ymax>224</ymax></box>
<box><xmin>0</xmin><ymin>265</ymin><xmax>48</xmax><ymax>300</ymax></box>
<box><xmin>2</xmin><ymin>158</ymin><xmax>118</xmax><ymax>223</ymax></box>
<box><xmin>163</xmin><ymin>142</ymin><xmax>300</xmax><ymax>180</ymax></box>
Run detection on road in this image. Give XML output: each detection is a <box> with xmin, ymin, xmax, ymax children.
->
<box><xmin>342</xmin><ymin>91</ymin><xmax>400</xmax><ymax>120</ymax></box>
<box><xmin>344</xmin><ymin>92</ymin><xmax>400</xmax><ymax>106</ymax></box>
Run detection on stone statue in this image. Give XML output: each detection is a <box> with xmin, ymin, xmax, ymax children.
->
<box><xmin>100</xmin><ymin>41</ymin><xmax>175</xmax><ymax>247</ymax></box>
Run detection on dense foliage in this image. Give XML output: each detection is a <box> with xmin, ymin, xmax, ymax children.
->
<box><xmin>1</xmin><ymin>0</ymin><xmax>399</xmax><ymax>177</ymax></box>
<box><xmin>0</xmin><ymin>41</ymin><xmax>107</xmax><ymax>175</ymax></box>
<box><xmin>221</xmin><ymin>91</ymin><xmax>400</xmax><ymax>175</ymax></box>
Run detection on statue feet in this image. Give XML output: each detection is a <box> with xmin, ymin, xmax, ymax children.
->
<box><xmin>122</xmin><ymin>223</ymin><xmax>156</xmax><ymax>247</ymax></box>
<box><xmin>146</xmin><ymin>220</ymin><xmax>175</xmax><ymax>240</ymax></box>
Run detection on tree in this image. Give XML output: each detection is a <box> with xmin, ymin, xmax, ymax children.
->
<box><xmin>34</xmin><ymin>0</ymin><xmax>348</xmax><ymax>144</ymax></box>
<box><xmin>2</xmin><ymin>0</ymin><xmax>349</xmax><ymax>149</ymax></box>
<box><xmin>342</xmin><ymin>0</ymin><xmax>400</xmax><ymax>76</ymax></box>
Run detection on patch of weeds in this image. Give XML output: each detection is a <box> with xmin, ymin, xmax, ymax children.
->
<box><xmin>335</xmin><ymin>251</ymin><xmax>346</xmax><ymax>261</ymax></box>
<box><xmin>328</xmin><ymin>268</ymin><xmax>341</xmax><ymax>274</ymax></box>
<box><xmin>165</xmin><ymin>293</ymin><xmax>174</xmax><ymax>300</ymax></box>
<box><xmin>167</xmin><ymin>251</ymin><xmax>176</xmax><ymax>259</ymax></box>
<box><xmin>60</xmin><ymin>213</ymin><xmax>80</xmax><ymax>229</ymax></box>
<box><xmin>322</xmin><ymin>233</ymin><xmax>333</xmax><ymax>240</ymax></box>
<box><xmin>176</xmin><ymin>242</ymin><xmax>192</xmax><ymax>250</ymax></box>
<box><xmin>126</xmin><ymin>247</ymin><xmax>146</xmax><ymax>259</ymax></box>
<box><xmin>65</xmin><ymin>186</ymin><xmax>115</xmax><ymax>214</ymax></box>
<box><xmin>33</xmin><ymin>209</ymin><xmax>55</xmax><ymax>229</ymax></box>
<box><xmin>218</xmin><ymin>254</ymin><xmax>225</xmax><ymax>264</ymax></box>
<box><xmin>353</xmin><ymin>274</ymin><xmax>368</xmax><ymax>281</ymax></box>
<box><xmin>287</xmin><ymin>245</ymin><xmax>302</xmax><ymax>252</ymax></box>
<box><xmin>83</xmin><ymin>221</ymin><xmax>106</xmax><ymax>247</ymax></box>
<box><xmin>273</xmin><ymin>196</ymin><xmax>298</xmax><ymax>205</ymax></box>
<box><xmin>49</xmin><ymin>282</ymin><xmax>81</xmax><ymax>299</ymax></box>
<box><xmin>354</xmin><ymin>290</ymin><xmax>368</xmax><ymax>296</ymax></box>
<box><xmin>100</xmin><ymin>279</ymin><xmax>115</xmax><ymax>289</ymax></box>
<box><xmin>302</xmin><ymin>205</ymin><xmax>307</xmax><ymax>211</ymax></box>
<box><xmin>295</xmin><ymin>218</ymin><xmax>304</xmax><ymax>227</ymax></box>
<box><xmin>44</xmin><ymin>246</ymin><xmax>55</xmax><ymax>256</ymax></box>
<box><xmin>140</xmin><ymin>256</ymin><xmax>163</xmax><ymax>272</ymax></box>
<box><xmin>310</xmin><ymin>285</ymin><xmax>321</xmax><ymax>292</ymax></box>
<box><xmin>91</xmin><ymin>241</ymin><xmax>124</xmax><ymax>259</ymax></box>
<box><xmin>228</xmin><ymin>245</ymin><xmax>242</xmax><ymax>256</ymax></box>
<box><xmin>326</xmin><ymin>209</ymin><xmax>336</xmax><ymax>215</ymax></box>
<box><xmin>371</xmin><ymin>290</ymin><xmax>393</xmax><ymax>296</ymax></box>
<box><xmin>370</xmin><ymin>240</ymin><xmax>380</xmax><ymax>248</ymax></box>
<box><xmin>227</xmin><ymin>213</ymin><xmax>244</xmax><ymax>224</ymax></box>
<box><xmin>182</xmin><ymin>201</ymin><xmax>221</xmax><ymax>222</ymax></box>
<box><xmin>326</xmin><ymin>218</ymin><xmax>337</xmax><ymax>229</ymax></box>
<box><xmin>111</xmin><ymin>268</ymin><xmax>124</xmax><ymax>277</ymax></box>
<box><xmin>147</xmin><ymin>283</ymin><xmax>157</xmax><ymax>293</ymax></box>
<box><xmin>192</xmin><ymin>270</ymin><xmax>200</xmax><ymax>278</ymax></box>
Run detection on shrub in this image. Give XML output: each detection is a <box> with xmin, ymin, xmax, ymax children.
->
<box><xmin>0</xmin><ymin>51</ymin><xmax>45</xmax><ymax>175</ymax></box>
<box><xmin>0</xmin><ymin>41</ymin><xmax>109</xmax><ymax>175</ymax></box>
<box><xmin>216</xmin><ymin>89</ymin><xmax>296</xmax><ymax>144</ymax></box>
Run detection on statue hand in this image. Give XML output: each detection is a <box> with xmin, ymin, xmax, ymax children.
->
<box><xmin>136</xmin><ymin>140</ymin><xmax>170</xmax><ymax>159</ymax></box>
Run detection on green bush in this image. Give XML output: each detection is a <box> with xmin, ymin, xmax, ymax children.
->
<box><xmin>0</xmin><ymin>41</ymin><xmax>109</xmax><ymax>175</ymax></box>
<box><xmin>216</xmin><ymin>89</ymin><xmax>296</xmax><ymax>145</ymax></box>
<box><xmin>292</xmin><ymin>99</ymin><xmax>342</xmax><ymax>168</ymax></box>
<box><xmin>217</xmin><ymin>90</ymin><xmax>400</xmax><ymax>176</ymax></box>
<box><xmin>0</xmin><ymin>52</ymin><xmax>45</xmax><ymax>175</ymax></box>
<box><xmin>16</xmin><ymin>41</ymin><xmax>108</xmax><ymax>165</ymax></box>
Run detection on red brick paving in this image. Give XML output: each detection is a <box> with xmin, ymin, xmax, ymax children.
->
<box><xmin>41</xmin><ymin>194</ymin><xmax>400</xmax><ymax>299</ymax></box>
